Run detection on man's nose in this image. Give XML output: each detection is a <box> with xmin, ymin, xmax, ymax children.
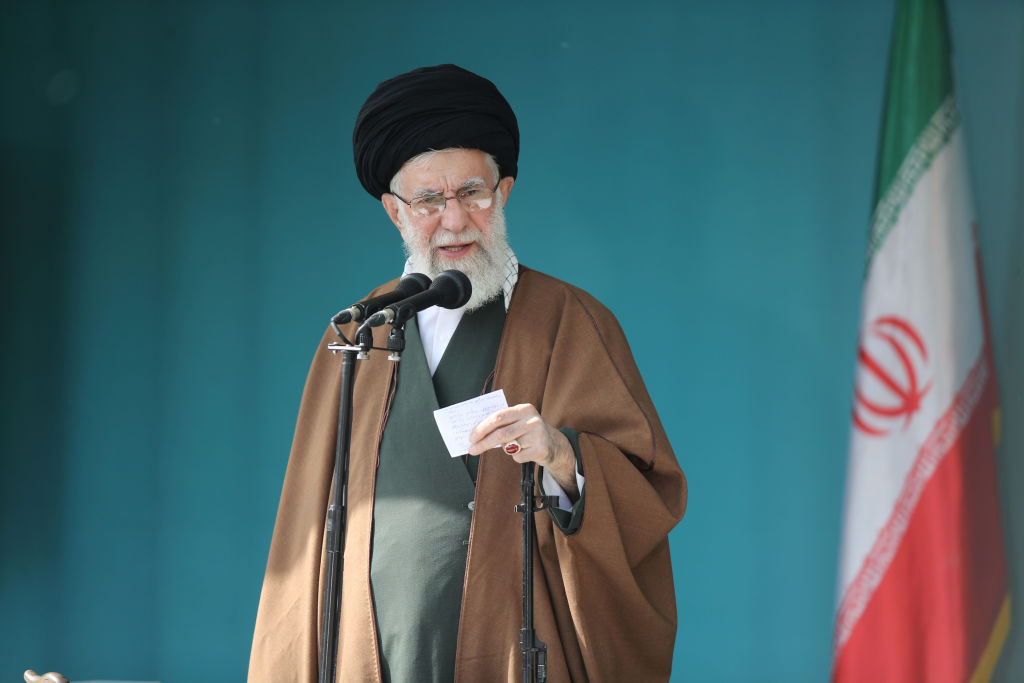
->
<box><xmin>439</xmin><ymin>196</ymin><xmax>470</xmax><ymax>231</ymax></box>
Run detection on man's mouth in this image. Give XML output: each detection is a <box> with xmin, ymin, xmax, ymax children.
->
<box><xmin>437</xmin><ymin>242</ymin><xmax>475</xmax><ymax>257</ymax></box>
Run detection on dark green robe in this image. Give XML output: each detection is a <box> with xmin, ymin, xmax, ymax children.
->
<box><xmin>370</xmin><ymin>298</ymin><xmax>505</xmax><ymax>683</ymax></box>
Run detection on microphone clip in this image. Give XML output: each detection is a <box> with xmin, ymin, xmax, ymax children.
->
<box><xmin>386</xmin><ymin>324</ymin><xmax>406</xmax><ymax>362</ymax></box>
<box><xmin>355</xmin><ymin>324</ymin><xmax>374</xmax><ymax>360</ymax></box>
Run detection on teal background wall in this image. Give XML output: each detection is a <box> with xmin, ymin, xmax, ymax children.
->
<box><xmin>2</xmin><ymin>1</ymin><xmax>1021</xmax><ymax>681</ymax></box>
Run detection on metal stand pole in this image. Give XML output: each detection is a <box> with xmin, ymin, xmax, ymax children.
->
<box><xmin>318</xmin><ymin>342</ymin><xmax>360</xmax><ymax>683</ymax></box>
<box><xmin>516</xmin><ymin>463</ymin><xmax>558</xmax><ymax>683</ymax></box>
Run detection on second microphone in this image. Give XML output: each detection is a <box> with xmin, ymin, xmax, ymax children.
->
<box><xmin>361</xmin><ymin>270</ymin><xmax>472</xmax><ymax>329</ymax></box>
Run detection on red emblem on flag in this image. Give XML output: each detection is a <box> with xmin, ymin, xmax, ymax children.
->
<box><xmin>853</xmin><ymin>316</ymin><xmax>931</xmax><ymax>436</ymax></box>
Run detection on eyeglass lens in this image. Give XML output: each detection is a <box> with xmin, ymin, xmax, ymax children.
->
<box><xmin>411</xmin><ymin>187</ymin><xmax>494</xmax><ymax>216</ymax></box>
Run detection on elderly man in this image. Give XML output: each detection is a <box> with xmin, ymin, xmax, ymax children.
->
<box><xmin>249</xmin><ymin>64</ymin><xmax>687</xmax><ymax>683</ymax></box>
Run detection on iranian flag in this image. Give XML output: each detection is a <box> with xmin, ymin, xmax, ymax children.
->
<box><xmin>832</xmin><ymin>0</ymin><xmax>1011</xmax><ymax>681</ymax></box>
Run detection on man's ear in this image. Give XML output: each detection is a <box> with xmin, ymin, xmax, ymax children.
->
<box><xmin>382</xmin><ymin>193</ymin><xmax>403</xmax><ymax>231</ymax></box>
<box><xmin>499</xmin><ymin>177</ymin><xmax>515</xmax><ymax>207</ymax></box>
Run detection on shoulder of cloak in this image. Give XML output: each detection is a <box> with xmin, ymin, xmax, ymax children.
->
<box><xmin>498</xmin><ymin>265</ymin><xmax>674</xmax><ymax>475</ymax></box>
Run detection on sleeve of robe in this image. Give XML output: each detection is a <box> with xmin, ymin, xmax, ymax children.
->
<box><xmin>495</xmin><ymin>268</ymin><xmax>688</xmax><ymax>682</ymax></box>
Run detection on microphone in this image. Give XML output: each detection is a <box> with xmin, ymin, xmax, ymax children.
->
<box><xmin>332</xmin><ymin>273</ymin><xmax>432</xmax><ymax>325</ymax></box>
<box><xmin>362</xmin><ymin>270</ymin><xmax>472</xmax><ymax>328</ymax></box>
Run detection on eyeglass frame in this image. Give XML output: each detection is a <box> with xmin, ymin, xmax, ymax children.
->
<box><xmin>390</xmin><ymin>179</ymin><xmax>502</xmax><ymax>218</ymax></box>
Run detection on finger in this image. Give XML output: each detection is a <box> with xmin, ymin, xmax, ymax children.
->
<box><xmin>467</xmin><ymin>418</ymin><xmax>530</xmax><ymax>455</ymax></box>
<box><xmin>467</xmin><ymin>408</ymin><xmax>516</xmax><ymax>444</ymax></box>
<box><xmin>468</xmin><ymin>403</ymin><xmax>535</xmax><ymax>443</ymax></box>
<box><xmin>503</xmin><ymin>427</ymin><xmax>557</xmax><ymax>466</ymax></box>
<box><xmin>507</xmin><ymin>435</ymin><xmax>553</xmax><ymax>465</ymax></box>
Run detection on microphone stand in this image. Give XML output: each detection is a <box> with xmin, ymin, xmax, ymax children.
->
<box><xmin>315</xmin><ymin>271</ymin><xmax>463</xmax><ymax>681</ymax></box>
<box><xmin>515</xmin><ymin>464</ymin><xmax>558</xmax><ymax>683</ymax></box>
<box><xmin>318</xmin><ymin>326</ymin><xmax>373</xmax><ymax>683</ymax></box>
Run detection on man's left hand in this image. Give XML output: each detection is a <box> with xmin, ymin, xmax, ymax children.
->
<box><xmin>467</xmin><ymin>403</ymin><xmax>579</xmax><ymax>501</ymax></box>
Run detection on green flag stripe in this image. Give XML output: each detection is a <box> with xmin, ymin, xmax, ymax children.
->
<box><xmin>874</xmin><ymin>0</ymin><xmax>953</xmax><ymax>206</ymax></box>
<box><xmin>865</xmin><ymin>94</ymin><xmax>959</xmax><ymax>271</ymax></box>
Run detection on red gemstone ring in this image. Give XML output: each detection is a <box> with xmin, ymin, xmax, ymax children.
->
<box><xmin>502</xmin><ymin>440</ymin><xmax>522</xmax><ymax>455</ymax></box>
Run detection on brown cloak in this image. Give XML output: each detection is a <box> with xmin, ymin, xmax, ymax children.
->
<box><xmin>248</xmin><ymin>266</ymin><xmax>687</xmax><ymax>682</ymax></box>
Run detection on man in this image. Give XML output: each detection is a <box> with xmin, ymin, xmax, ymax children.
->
<box><xmin>249</xmin><ymin>64</ymin><xmax>687</xmax><ymax>683</ymax></box>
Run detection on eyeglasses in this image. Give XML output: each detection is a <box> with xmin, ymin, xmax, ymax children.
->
<box><xmin>392</xmin><ymin>181</ymin><xmax>500</xmax><ymax>219</ymax></box>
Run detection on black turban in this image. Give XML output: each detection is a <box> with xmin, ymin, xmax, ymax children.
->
<box><xmin>352</xmin><ymin>64</ymin><xmax>519</xmax><ymax>199</ymax></box>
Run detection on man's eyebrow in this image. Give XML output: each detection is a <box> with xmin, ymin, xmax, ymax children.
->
<box><xmin>410</xmin><ymin>177</ymin><xmax>488</xmax><ymax>198</ymax></box>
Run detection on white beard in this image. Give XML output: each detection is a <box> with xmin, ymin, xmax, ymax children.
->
<box><xmin>399</xmin><ymin>197</ymin><xmax>509</xmax><ymax>312</ymax></box>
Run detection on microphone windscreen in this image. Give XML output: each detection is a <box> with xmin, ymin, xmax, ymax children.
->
<box><xmin>396</xmin><ymin>272</ymin><xmax>432</xmax><ymax>296</ymax></box>
<box><xmin>433</xmin><ymin>270</ymin><xmax>472</xmax><ymax>309</ymax></box>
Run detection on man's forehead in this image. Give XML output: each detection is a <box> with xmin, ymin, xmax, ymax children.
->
<box><xmin>400</xmin><ymin>149</ymin><xmax>494</xmax><ymax>190</ymax></box>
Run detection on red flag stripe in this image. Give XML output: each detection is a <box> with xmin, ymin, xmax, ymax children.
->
<box><xmin>835</xmin><ymin>347</ymin><xmax>990</xmax><ymax>651</ymax></box>
<box><xmin>834</xmin><ymin>359</ymin><xmax>1007</xmax><ymax>682</ymax></box>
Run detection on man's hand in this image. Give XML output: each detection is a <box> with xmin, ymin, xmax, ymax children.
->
<box><xmin>467</xmin><ymin>403</ymin><xmax>578</xmax><ymax>501</ymax></box>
